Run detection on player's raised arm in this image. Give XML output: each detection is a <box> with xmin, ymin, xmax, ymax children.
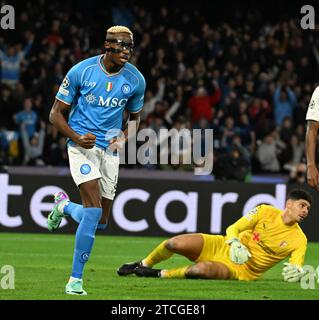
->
<box><xmin>49</xmin><ymin>99</ymin><xmax>96</xmax><ymax>149</ymax></box>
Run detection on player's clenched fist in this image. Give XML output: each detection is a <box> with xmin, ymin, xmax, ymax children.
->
<box><xmin>108</xmin><ymin>137</ymin><xmax>125</xmax><ymax>152</ymax></box>
<box><xmin>76</xmin><ymin>133</ymin><xmax>96</xmax><ymax>149</ymax></box>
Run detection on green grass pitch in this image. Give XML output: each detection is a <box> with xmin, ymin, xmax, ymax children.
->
<box><xmin>0</xmin><ymin>232</ymin><xmax>319</xmax><ymax>300</ymax></box>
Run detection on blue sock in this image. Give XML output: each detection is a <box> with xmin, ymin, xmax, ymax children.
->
<box><xmin>71</xmin><ymin>207</ymin><xmax>102</xmax><ymax>279</ymax></box>
<box><xmin>97</xmin><ymin>223</ymin><xmax>107</xmax><ymax>230</ymax></box>
<box><xmin>64</xmin><ymin>202</ymin><xmax>108</xmax><ymax>230</ymax></box>
<box><xmin>64</xmin><ymin>201</ymin><xmax>84</xmax><ymax>224</ymax></box>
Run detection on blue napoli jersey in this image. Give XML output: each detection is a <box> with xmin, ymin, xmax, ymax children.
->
<box><xmin>55</xmin><ymin>55</ymin><xmax>146</xmax><ymax>150</ymax></box>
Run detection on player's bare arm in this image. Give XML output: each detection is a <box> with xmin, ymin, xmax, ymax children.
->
<box><xmin>306</xmin><ymin>120</ymin><xmax>319</xmax><ymax>189</ymax></box>
<box><xmin>49</xmin><ymin>99</ymin><xmax>96</xmax><ymax>149</ymax></box>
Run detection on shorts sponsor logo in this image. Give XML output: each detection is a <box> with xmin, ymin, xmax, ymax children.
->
<box><xmin>80</xmin><ymin>164</ymin><xmax>91</xmax><ymax>175</ymax></box>
<box><xmin>121</xmin><ymin>84</ymin><xmax>131</xmax><ymax>94</ymax></box>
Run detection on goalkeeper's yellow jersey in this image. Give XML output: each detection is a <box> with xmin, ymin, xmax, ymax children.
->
<box><xmin>226</xmin><ymin>204</ymin><xmax>307</xmax><ymax>280</ymax></box>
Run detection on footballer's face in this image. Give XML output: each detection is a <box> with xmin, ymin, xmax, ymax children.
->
<box><xmin>287</xmin><ymin>199</ymin><xmax>311</xmax><ymax>223</ymax></box>
<box><xmin>104</xmin><ymin>32</ymin><xmax>134</xmax><ymax>67</ymax></box>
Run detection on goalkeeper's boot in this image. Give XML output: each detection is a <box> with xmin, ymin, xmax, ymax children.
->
<box><xmin>47</xmin><ymin>191</ymin><xmax>69</xmax><ymax>232</ymax></box>
<box><xmin>65</xmin><ymin>279</ymin><xmax>87</xmax><ymax>296</ymax></box>
<box><xmin>117</xmin><ymin>261</ymin><xmax>142</xmax><ymax>276</ymax></box>
<box><xmin>135</xmin><ymin>266</ymin><xmax>162</xmax><ymax>278</ymax></box>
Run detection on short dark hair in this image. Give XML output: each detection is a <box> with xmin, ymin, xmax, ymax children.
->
<box><xmin>287</xmin><ymin>189</ymin><xmax>312</xmax><ymax>206</ymax></box>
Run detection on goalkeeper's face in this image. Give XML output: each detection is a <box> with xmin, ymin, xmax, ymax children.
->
<box><xmin>288</xmin><ymin>199</ymin><xmax>311</xmax><ymax>223</ymax></box>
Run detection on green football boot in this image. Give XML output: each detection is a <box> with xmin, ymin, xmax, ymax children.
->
<box><xmin>47</xmin><ymin>191</ymin><xmax>68</xmax><ymax>232</ymax></box>
<box><xmin>65</xmin><ymin>279</ymin><xmax>87</xmax><ymax>296</ymax></box>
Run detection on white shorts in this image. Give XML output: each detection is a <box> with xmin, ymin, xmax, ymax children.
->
<box><xmin>68</xmin><ymin>145</ymin><xmax>120</xmax><ymax>200</ymax></box>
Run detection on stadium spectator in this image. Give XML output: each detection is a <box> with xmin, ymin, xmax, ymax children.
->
<box><xmin>188</xmin><ymin>81</ymin><xmax>221</xmax><ymax>125</ymax></box>
<box><xmin>13</xmin><ymin>97</ymin><xmax>38</xmax><ymax>139</ymax></box>
<box><xmin>219</xmin><ymin>116</ymin><xmax>239</xmax><ymax>152</ymax></box>
<box><xmin>273</xmin><ymin>85</ymin><xmax>297</xmax><ymax>126</ymax></box>
<box><xmin>141</xmin><ymin>78</ymin><xmax>165</xmax><ymax>121</ymax></box>
<box><xmin>0</xmin><ymin>31</ymin><xmax>34</xmax><ymax>88</ymax></box>
<box><xmin>0</xmin><ymin>127</ymin><xmax>9</xmax><ymax>165</ymax></box>
<box><xmin>282</xmin><ymin>134</ymin><xmax>305</xmax><ymax>171</ymax></box>
<box><xmin>0</xmin><ymin>85</ymin><xmax>18</xmax><ymax>129</ymax></box>
<box><xmin>256</xmin><ymin>132</ymin><xmax>284</xmax><ymax>173</ymax></box>
<box><xmin>214</xmin><ymin>143</ymin><xmax>251</xmax><ymax>182</ymax></box>
<box><xmin>20</xmin><ymin>121</ymin><xmax>45</xmax><ymax>165</ymax></box>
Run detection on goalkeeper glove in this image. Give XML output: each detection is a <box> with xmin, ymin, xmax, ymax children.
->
<box><xmin>282</xmin><ymin>263</ymin><xmax>305</xmax><ymax>282</ymax></box>
<box><xmin>226</xmin><ymin>238</ymin><xmax>252</xmax><ymax>265</ymax></box>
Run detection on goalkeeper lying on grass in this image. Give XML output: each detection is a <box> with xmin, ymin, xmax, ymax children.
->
<box><xmin>118</xmin><ymin>189</ymin><xmax>311</xmax><ymax>282</ymax></box>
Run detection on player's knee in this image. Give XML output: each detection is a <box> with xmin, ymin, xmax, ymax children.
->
<box><xmin>80</xmin><ymin>181</ymin><xmax>101</xmax><ymax>207</ymax></box>
<box><xmin>185</xmin><ymin>263</ymin><xmax>208</xmax><ymax>279</ymax></box>
<box><xmin>83</xmin><ymin>198</ymin><xmax>100</xmax><ymax>208</ymax></box>
<box><xmin>81</xmin><ymin>190</ymin><xmax>100</xmax><ymax>207</ymax></box>
<box><xmin>165</xmin><ymin>237</ymin><xmax>184</xmax><ymax>252</ymax></box>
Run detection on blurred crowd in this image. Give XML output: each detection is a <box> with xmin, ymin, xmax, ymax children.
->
<box><xmin>1</xmin><ymin>0</ymin><xmax>319</xmax><ymax>182</ymax></box>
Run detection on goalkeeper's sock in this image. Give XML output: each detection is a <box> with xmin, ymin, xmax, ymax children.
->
<box><xmin>63</xmin><ymin>201</ymin><xmax>84</xmax><ymax>224</ymax></box>
<box><xmin>142</xmin><ymin>240</ymin><xmax>173</xmax><ymax>267</ymax></box>
<box><xmin>161</xmin><ymin>266</ymin><xmax>189</xmax><ymax>279</ymax></box>
<box><xmin>71</xmin><ymin>207</ymin><xmax>102</xmax><ymax>279</ymax></box>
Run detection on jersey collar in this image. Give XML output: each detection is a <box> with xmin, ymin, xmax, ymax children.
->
<box><xmin>98</xmin><ymin>55</ymin><xmax>124</xmax><ymax>77</ymax></box>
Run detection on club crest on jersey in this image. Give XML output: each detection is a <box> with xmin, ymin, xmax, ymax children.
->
<box><xmin>106</xmin><ymin>82</ymin><xmax>113</xmax><ymax>92</ymax></box>
<box><xmin>121</xmin><ymin>84</ymin><xmax>131</xmax><ymax>94</ymax></box>
<box><xmin>80</xmin><ymin>164</ymin><xmax>91</xmax><ymax>175</ymax></box>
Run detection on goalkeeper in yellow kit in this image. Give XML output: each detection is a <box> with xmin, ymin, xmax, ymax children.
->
<box><xmin>117</xmin><ymin>189</ymin><xmax>312</xmax><ymax>282</ymax></box>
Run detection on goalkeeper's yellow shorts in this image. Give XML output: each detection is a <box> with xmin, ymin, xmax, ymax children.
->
<box><xmin>195</xmin><ymin>234</ymin><xmax>257</xmax><ymax>281</ymax></box>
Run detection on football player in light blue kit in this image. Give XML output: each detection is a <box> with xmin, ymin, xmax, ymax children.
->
<box><xmin>47</xmin><ymin>26</ymin><xmax>145</xmax><ymax>295</ymax></box>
